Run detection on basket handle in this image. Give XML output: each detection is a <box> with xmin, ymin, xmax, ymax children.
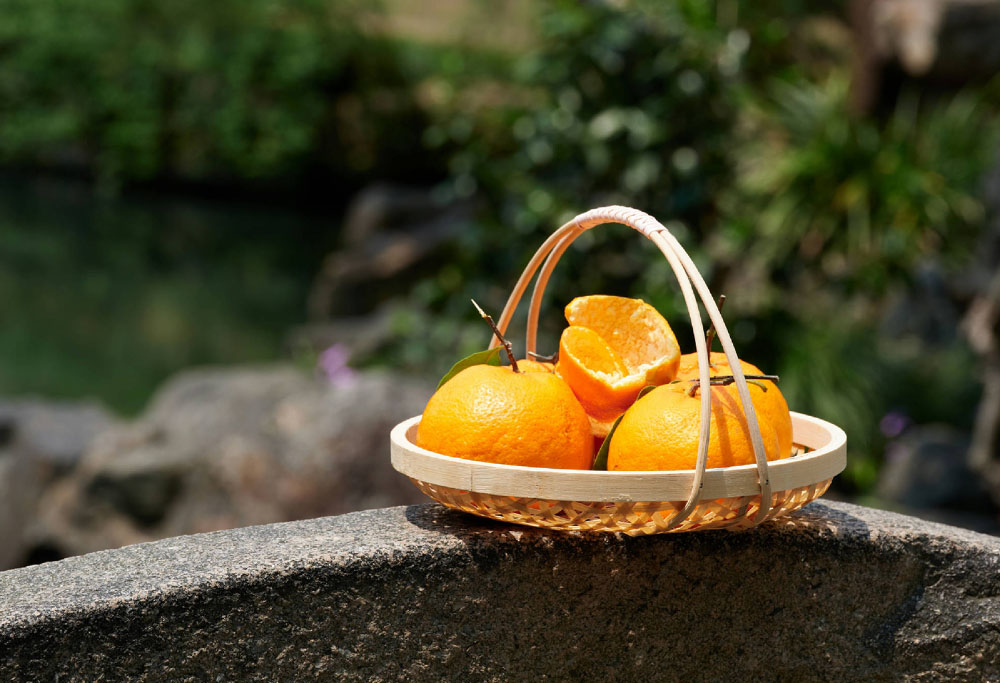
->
<box><xmin>488</xmin><ymin>206</ymin><xmax>772</xmax><ymax>528</ymax></box>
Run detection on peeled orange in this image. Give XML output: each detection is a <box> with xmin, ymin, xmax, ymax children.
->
<box><xmin>556</xmin><ymin>295</ymin><xmax>681</xmax><ymax>436</ymax></box>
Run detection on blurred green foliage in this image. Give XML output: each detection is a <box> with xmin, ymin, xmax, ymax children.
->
<box><xmin>726</xmin><ymin>77</ymin><xmax>993</xmax><ymax>302</ymax></box>
<box><xmin>380</xmin><ymin>1</ymin><xmax>999</xmax><ymax>494</ymax></box>
<box><xmin>1</xmin><ymin>0</ymin><xmax>998</xmax><ymax>494</ymax></box>
<box><xmin>400</xmin><ymin>0</ymin><xmax>746</xmax><ymax>362</ymax></box>
<box><xmin>0</xmin><ymin>0</ymin><xmax>434</xmax><ymax>191</ymax></box>
<box><xmin>716</xmin><ymin>79</ymin><xmax>996</xmax><ymax>491</ymax></box>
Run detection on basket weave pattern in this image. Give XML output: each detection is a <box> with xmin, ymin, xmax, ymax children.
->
<box><xmin>410</xmin><ymin>477</ymin><xmax>832</xmax><ymax>536</ymax></box>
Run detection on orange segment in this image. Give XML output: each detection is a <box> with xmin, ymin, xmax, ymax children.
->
<box><xmin>556</xmin><ymin>326</ymin><xmax>644</xmax><ymax>421</ymax></box>
<box><xmin>588</xmin><ymin>415</ymin><xmax>617</xmax><ymax>439</ymax></box>
<box><xmin>565</xmin><ymin>295</ymin><xmax>681</xmax><ymax>385</ymax></box>
<box><xmin>561</xmin><ymin>325</ymin><xmax>629</xmax><ymax>376</ymax></box>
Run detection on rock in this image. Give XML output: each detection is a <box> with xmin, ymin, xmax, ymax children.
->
<box><xmin>878</xmin><ymin>424</ymin><xmax>993</xmax><ymax>511</ymax></box>
<box><xmin>0</xmin><ymin>400</ymin><xmax>115</xmax><ymax>569</ymax></box>
<box><xmin>0</xmin><ymin>400</ymin><xmax>114</xmax><ymax>472</ymax></box>
<box><xmin>3</xmin><ymin>501</ymin><xmax>1000</xmax><ymax>680</ymax></box>
<box><xmin>0</xmin><ymin>455</ymin><xmax>34</xmax><ymax>571</ymax></box>
<box><xmin>306</xmin><ymin>183</ymin><xmax>477</xmax><ymax>319</ymax></box>
<box><xmin>34</xmin><ymin>366</ymin><xmax>431</xmax><ymax>559</ymax></box>
<box><xmin>286</xmin><ymin>305</ymin><xmax>397</xmax><ymax>365</ymax></box>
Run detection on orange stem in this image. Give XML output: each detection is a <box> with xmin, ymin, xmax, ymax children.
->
<box><xmin>472</xmin><ymin>299</ymin><xmax>519</xmax><ymax>373</ymax></box>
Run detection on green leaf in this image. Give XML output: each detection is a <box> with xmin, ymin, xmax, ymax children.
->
<box><xmin>436</xmin><ymin>347</ymin><xmax>502</xmax><ymax>389</ymax></box>
<box><xmin>636</xmin><ymin>384</ymin><xmax>658</xmax><ymax>401</ymax></box>
<box><xmin>591</xmin><ymin>415</ymin><xmax>624</xmax><ymax>471</ymax></box>
<box><xmin>592</xmin><ymin>385</ymin><xmax>658</xmax><ymax>470</ymax></box>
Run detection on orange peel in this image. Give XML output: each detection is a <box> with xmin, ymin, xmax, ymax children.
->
<box><xmin>556</xmin><ymin>295</ymin><xmax>681</xmax><ymax>428</ymax></box>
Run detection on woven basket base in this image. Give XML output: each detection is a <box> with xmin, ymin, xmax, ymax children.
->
<box><xmin>410</xmin><ymin>478</ymin><xmax>832</xmax><ymax>535</ymax></box>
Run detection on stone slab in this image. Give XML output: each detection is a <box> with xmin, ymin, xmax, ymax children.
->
<box><xmin>2</xmin><ymin>500</ymin><xmax>1000</xmax><ymax>681</ymax></box>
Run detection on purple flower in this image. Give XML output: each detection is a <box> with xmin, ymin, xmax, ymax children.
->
<box><xmin>879</xmin><ymin>410</ymin><xmax>910</xmax><ymax>439</ymax></box>
<box><xmin>318</xmin><ymin>344</ymin><xmax>357</xmax><ymax>388</ymax></box>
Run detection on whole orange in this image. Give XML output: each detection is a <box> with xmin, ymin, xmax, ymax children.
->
<box><xmin>608</xmin><ymin>384</ymin><xmax>782</xmax><ymax>471</ymax></box>
<box><xmin>416</xmin><ymin>364</ymin><xmax>593</xmax><ymax>469</ymax></box>
<box><xmin>675</xmin><ymin>352</ymin><xmax>793</xmax><ymax>458</ymax></box>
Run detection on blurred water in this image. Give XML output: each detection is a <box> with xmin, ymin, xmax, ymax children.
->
<box><xmin>0</xmin><ymin>173</ymin><xmax>335</xmax><ymax>414</ymax></box>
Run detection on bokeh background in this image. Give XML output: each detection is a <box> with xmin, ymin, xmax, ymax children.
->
<box><xmin>4</xmin><ymin>0</ymin><xmax>1000</xmax><ymax>568</ymax></box>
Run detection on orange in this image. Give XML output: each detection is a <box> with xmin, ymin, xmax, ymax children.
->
<box><xmin>564</xmin><ymin>295</ymin><xmax>681</xmax><ymax>384</ymax></box>
<box><xmin>608</xmin><ymin>384</ymin><xmax>783</xmax><ymax>471</ymax></box>
<box><xmin>556</xmin><ymin>295</ymin><xmax>681</xmax><ymax>433</ymax></box>
<box><xmin>675</xmin><ymin>351</ymin><xmax>793</xmax><ymax>458</ymax></box>
<box><xmin>556</xmin><ymin>326</ymin><xmax>638</xmax><ymax>421</ymax></box>
<box><xmin>517</xmin><ymin>359</ymin><xmax>555</xmax><ymax>373</ymax></box>
<box><xmin>416</xmin><ymin>363</ymin><xmax>593</xmax><ymax>469</ymax></box>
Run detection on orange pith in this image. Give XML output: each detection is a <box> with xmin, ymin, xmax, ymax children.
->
<box><xmin>556</xmin><ymin>326</ymin><xmax>642</xmax><ymax>421</ymax></box>
<box><xmin>608</xmin><ymin>384</ymin><xmax>781</xmax><ymax>471</ymax></box>
<box><xmin>675</xmin><ymin>351</ymin><xmax>793</xmax><ymax>458</ymax></box>
<box><xmin>416</xmin><ymin>364</ymin><xmax>593</xmax><ymax>469</ymax></box>
<box><xmin>556</xmin><ymin>295</ymin><xmax>681</xmax><ymax>430</ymax></box>
<box><xmin>565</xmin><ymin>295</ymin><xmax>681</xmax><ymax>385</ymax></box>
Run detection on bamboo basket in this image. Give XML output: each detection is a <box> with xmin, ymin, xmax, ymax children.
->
<box><xmin>390</xmin><ymin>206</ymin><xmax>846</xmax><ymax>535</ymax></box>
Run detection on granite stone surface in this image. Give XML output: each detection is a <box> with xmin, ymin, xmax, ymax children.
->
<box><xmin>2</xmin><ymin>500</ymin><xmax>999</xmax><ymax>681</ymax></box>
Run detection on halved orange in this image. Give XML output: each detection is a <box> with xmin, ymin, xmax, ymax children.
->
<box><xmin>556</xmin><ymin>295</ymin><xmax>681</xmax><ymax>433</ymax></box>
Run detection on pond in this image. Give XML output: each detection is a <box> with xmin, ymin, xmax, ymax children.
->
<box><xmin>0</xmin><ymin>173</ymin><xmax>336</xmax><ymax>415</ymax></box>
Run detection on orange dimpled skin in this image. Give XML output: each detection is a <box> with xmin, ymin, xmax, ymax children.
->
<box><xmin>676</xmin><ymin>351</ymin><xmax>793</xmax><ymax>458</ymax></box>
<box><xmin>516</xmin><ymin>359</ymin><xmax>556</xmax><ymax>373</ymax></box>
<box><xmin>608</xmin><ymin>384</ymin><xmax>781</xmax><ymax>471</ymax></box>
<box><xmin>416</xmin><ymin>364</ymin><xmax>593</xmax><ymax>469</ymax></box>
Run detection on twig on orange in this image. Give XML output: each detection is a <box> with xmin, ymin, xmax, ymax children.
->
<box><xmin>472</xmin><ymin>299</ymin><xmax>519</xmax><ymax>373</ymax></box>
<box><xmin>677</xmin><ymin>373</ymin><xmax>780</xmax><ymax>397</ymax></box>
<box><xmin>704</xmin><ymin>294</ymin><xmax>726</xmax><ymax>355</ymax></box>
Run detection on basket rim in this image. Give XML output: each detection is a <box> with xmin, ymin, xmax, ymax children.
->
<box><xmin>390</xmin><ymin>411</ymin><xmax>846</xmax><ymax>502</ymax></box>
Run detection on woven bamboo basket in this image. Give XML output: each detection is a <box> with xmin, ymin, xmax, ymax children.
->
<box><xmin>390</xmin><ymin>206</ymin><xmax>846</xmax><ymax>535</ymax></box>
